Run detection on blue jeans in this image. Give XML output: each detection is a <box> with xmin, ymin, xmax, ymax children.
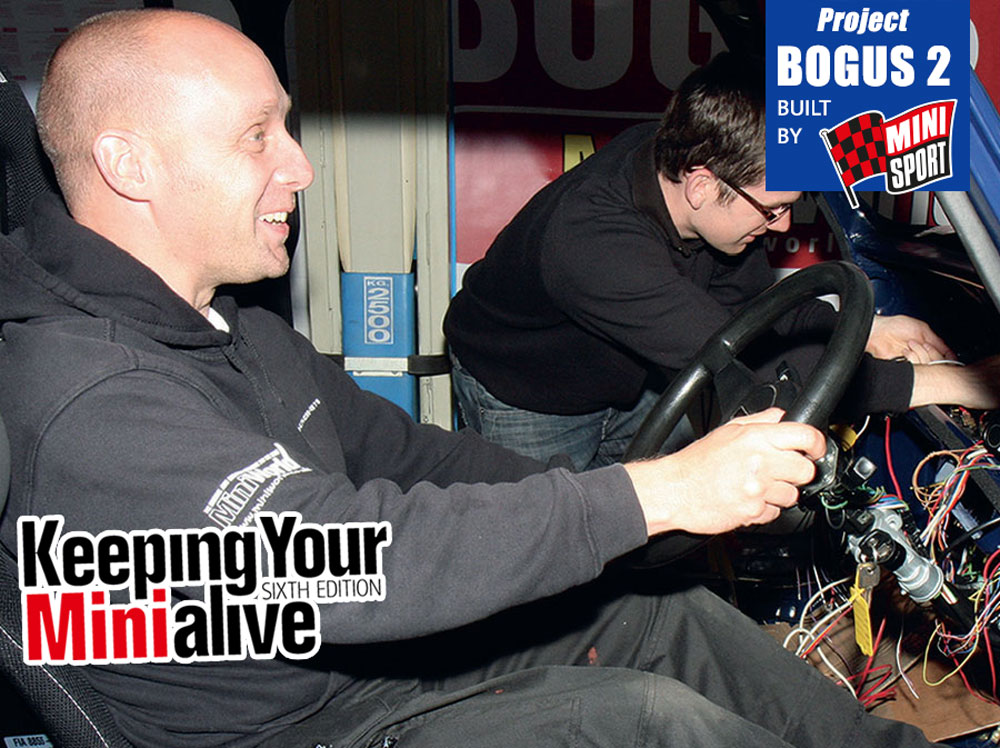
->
<box><xmin>450</xmin><ymin>355</ymin><xmax>691</xmax><ymax>471</ymax></box>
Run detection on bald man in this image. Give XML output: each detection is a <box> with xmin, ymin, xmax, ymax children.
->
<box><xmin>0</xmin><ymin>9</ymin><xmax>943</xmax><ymax>748</ymax></box>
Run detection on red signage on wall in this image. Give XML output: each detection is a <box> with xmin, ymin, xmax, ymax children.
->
<box><xmin>452</xmin><ymin>0</ymin><xmax>723</xmax><ymax>270</ymax></box>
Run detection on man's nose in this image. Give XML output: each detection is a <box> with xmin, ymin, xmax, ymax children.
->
<box><xmin>769</xmin><ymin>211</ymin><xmax>793</xmax><ymax>233</ymax></box>
<box><xmin>277</xmin><ymin>133</ymin><xmax>315</xmax><ymax>191</ymax></box>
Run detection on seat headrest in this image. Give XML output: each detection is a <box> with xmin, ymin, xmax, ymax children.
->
<box><xmin>0</xmin><ymin>64</ymin><xmax>59</xmax><ymax>234</ymax></box>
<box><xmin>0</xmin><ymin>410</ymin><xmax>9</xmax><ymax>517</ymax></box>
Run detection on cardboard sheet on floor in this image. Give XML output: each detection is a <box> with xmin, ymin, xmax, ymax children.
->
<box><xmin>767</xmin><ymin>598</ymin><xmax>1000</xmax><ymax>743</ymax></box>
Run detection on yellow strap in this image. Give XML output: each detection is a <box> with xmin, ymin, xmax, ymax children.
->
<box><xmin>850</xmin><ymin>569</ymin><xmax>874</xmax><ymax>656</ymax></box>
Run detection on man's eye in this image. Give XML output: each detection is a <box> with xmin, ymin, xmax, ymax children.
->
<box><xmin>248</xmin><ymin>128</ymin><xmax>266</xmax><ymax>144</ymax></box>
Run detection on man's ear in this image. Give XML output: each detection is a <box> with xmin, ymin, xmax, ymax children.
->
<box><xmin>91</xmin><ymin>129</ymin><xmax>153</xmax><ymax>201</ymax></box>
<box><xmin>682</xmin><ymin>166</ymin><xmax>717</xmax><ymax>211</ymax></box>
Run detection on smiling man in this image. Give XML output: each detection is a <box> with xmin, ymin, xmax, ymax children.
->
<box><xmin>444</xmin><ymin>52</ymin><xmax>993</xmax><ymax>470</ymax></box>
<box><xmin>34</xmin><ymin>10</ymin><xmax>313</xmax><ymax>315</ymax></box>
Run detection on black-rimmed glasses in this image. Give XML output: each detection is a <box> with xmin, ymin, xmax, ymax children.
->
<box><xmin>716</xmin><ymin>176</ymin><xmax>792</xmax><ymax>225</ymax></box>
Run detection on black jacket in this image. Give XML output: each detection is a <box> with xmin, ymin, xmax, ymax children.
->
<box><xmin>445</xmin><ymin>122</ymin><xmax>912</xmax><ymax>416</ymax></box>
<box><xmin>0</xmin><ymin>195</ymin><xmax>647</xmax><ymax>746</ymax></box>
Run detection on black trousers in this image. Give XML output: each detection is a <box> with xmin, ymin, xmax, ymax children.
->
<box><xmin>271</xmin><ymin>577</ymin><xmax>941</xmax><ymax>748</ymax></box>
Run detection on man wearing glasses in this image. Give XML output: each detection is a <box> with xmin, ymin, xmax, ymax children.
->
<box><xmin>444</xmin><ymin>52</ymin><xmax>991</xmax><ymax>470</ymax></box>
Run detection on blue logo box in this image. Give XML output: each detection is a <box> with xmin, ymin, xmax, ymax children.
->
<box><xmin>766</xmin><ymin>0</ymin><xmax>969</xmax><ymax>194</ymax></box>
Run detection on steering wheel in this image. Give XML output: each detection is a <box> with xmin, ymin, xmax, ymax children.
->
<box><xmin>623</xmin><ymin>260</ymin><xmax>875</xmax><ymax>564</ymax></box>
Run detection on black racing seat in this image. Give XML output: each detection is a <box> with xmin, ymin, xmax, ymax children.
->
<box><xmin>0</xmin><ymin>411</ymin><xmax>132</xmax><ymax>747</ymax></box>
<box><xmin>0</xmin><ymin>409</ymin><xmax>8</xmax><ymax>519</ymax></box>
<box><xmin>0</xmin><ymin>65</ymin><xmax>134</xmax><ymax>748</ymax></box>
<box><xmin>0</xmin><ymin>65</ymin><xmax>58</xmax><ymax>234</ymax></box>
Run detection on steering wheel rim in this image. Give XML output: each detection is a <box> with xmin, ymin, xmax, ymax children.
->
<box><xmin>621</xmin><ymin>261</ymin><xmax>874</xmax><ymax>567</ymax></box>
<box><xmin>625</xmin><ymin>261</ymin><xmax>874</xmax><ymax>462</ymax></box>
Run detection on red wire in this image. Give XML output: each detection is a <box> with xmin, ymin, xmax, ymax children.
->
<box><xmin>852</xmin><ymin>619</ymin><xmax>896</xmax><ymax>707</ymax></box>
<box><xmin>854</xmin><ymin>618</ymin><xmax>887</xmax><ymax>684</ymax></box>
<box><xmin>859</xmin><ymin>681</ymin><xmax>896</xmax><ymax>708</ymax></box>
<box><xmin>984</xmin><ymin>621</ymin><xmax>998</xmax><ymax>703</ymax></box>
<box><xmin>983</xmin><ymin>549</ymin><xmax>1000</xmax><ymax>583</ymax></box>
<box><xmin>884</xmin><ymin>416</ymin><xmax>905</xmax><ymax>503</ymax></box>
<box><xmin>950</xmin><ymin>653</ymin><xmax>1000</xmax><ymax>706</ymax></box>
<box><xmin>858</xmin><ymin>666</ymin><xmax>893</xmax><ymax>700</ymax></box>
<box><xmin>802</xmin><ymin>605</ymin><xmax>853</xmax><ymax>657</ymax></box>
<box><xmin>978</xmin><ymin>557</ymin><xmax>1000</xmax><ymax>703</ymax></box>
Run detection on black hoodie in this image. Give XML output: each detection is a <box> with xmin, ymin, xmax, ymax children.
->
<box><xmin>0</xmin><ymin>195</ymin><xmax>647</xmax><ymax>747</ymax></box>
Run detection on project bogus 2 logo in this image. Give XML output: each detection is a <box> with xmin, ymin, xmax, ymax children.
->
<box><xmin>821</xmin><ymin>99</ymin><xmax>955</xmax><ymax>208</ymax></box>
<box><xmin>766</xmin><ymin>1</ymin><xmax>968</xmax><ymax>195</ymax></box>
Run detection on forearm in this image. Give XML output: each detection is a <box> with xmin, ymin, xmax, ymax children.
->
<box><xmin>910</xmin><ymin>362</ymin><xmax>1000</xmax><ymax>410</ymax></box>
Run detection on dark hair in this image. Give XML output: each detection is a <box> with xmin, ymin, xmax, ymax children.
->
<box><xmin>654</xmin><ymin>52</ymin><xmax>765</xmax><ymax>198</ymax></box>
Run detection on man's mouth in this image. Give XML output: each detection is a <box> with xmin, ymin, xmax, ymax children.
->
<box><xmin>258</xmin><ymin>211</ymin><xmax>289</xmax><ymax>225</ymax></box>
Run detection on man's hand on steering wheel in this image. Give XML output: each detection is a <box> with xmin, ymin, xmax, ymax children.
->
<box><xmin>625</xmin><ymin>408</ymin><xmax>826</xmax><ymax>538</ymax></box>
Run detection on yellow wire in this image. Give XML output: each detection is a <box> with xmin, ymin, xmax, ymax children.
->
<box><xmin>922</xmin><ymin>621</ymin><xmax>981</xmax><ymax>686</ymax></box>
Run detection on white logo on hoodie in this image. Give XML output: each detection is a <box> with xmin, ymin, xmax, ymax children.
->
<box><xmin>204</xmin><ymin>443</ymin><xmax>311</xmax><ymax>528</ymax></box>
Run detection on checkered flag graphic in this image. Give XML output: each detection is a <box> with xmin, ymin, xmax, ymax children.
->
<box><xmin>821</xmin><ymin>112</ymin><xmax>886</xmax><ymax>209</ymax></box>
